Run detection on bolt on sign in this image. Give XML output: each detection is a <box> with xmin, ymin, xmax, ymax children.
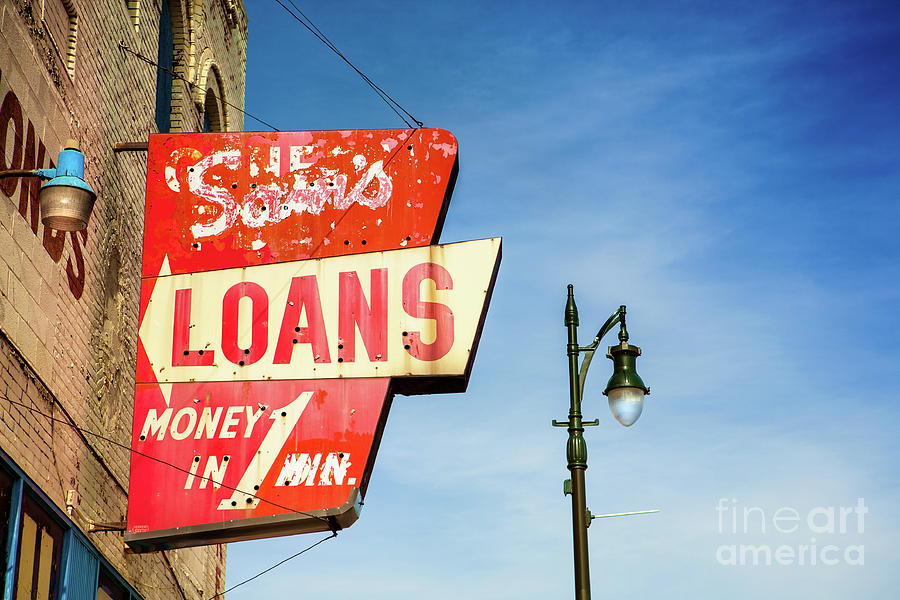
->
<box><xmin>125</xmin><ymin>129</ymin><xmax>501</xmax><ymax>551</ymax></box>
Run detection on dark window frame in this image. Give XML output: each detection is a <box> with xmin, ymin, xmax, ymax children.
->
<box><xmin>0</xmin><ymin>468</ymin><xmax>14</xmax><ymax>591</ymax></box>
<box><xmin>155</xmin><ymin>0</ymin><xmax>174</xmax><ymax>133</ymax></box>
<box><xmin>14</xmin><ymin>492</ymin><xmax>65</xmax><ymax>600</ymax></box>
<box><xmin>0</xmin><ymin>449</ymin><xmax>143</xmax><ymax>600</ymax></box>
<box><xmin>98</xmin><ymin>566</ymin><xmax>129</xmax><ymax>600</ymax></box>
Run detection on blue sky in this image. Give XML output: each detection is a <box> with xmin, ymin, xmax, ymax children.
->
<box><xmin>225</xmin><ymin>1</ymin><xmax>900</xmax><ymax>597</ymax></box>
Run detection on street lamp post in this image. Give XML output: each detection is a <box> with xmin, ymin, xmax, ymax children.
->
<box><xmin>552</xmin><ymin>284</ymin><xmax>650</xmax><ymax>600</ymax></box>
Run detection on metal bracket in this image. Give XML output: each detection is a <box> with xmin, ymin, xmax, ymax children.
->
<box><xmin>591</xmin><ymin>509</ymin><xmax>660</xmax><ymax>521</ymax></box>
<box><xmin>577</xmin><ymin>306</ymin><xmax>628</xmax><ymax>398</ymax></box>
<box><xmin>113</xmin><ymin>141</ymin><xmax>148</xmax><ymax>152</ymax></box>
<box><xmin>88</xmin><ymin>520</ymin><xmax>127</xmax><ymax>533</ymax></box>
<box><xmin>552</xmin><ymin>419</ymin><xmax>598</xmax><ymax>427</ymax></box>
<box><xmin>585</xmin><ymin>508</ymin><xmax>661</xmax><ymax>528</ymax></box>
<box><xmin>563</xmin><ymin>479</ymin><xmax>572</xmax><ymax>496</ymax></box>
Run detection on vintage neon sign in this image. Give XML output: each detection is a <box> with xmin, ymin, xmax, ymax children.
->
<box><xmin>126</xmin><ymin>129</ymin><xmax>500</xmax><ymax>551</ymax></box>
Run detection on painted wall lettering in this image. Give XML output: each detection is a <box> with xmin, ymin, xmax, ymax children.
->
<box><xmin>0</xmin><ymin>68</ymin><xmax>88</xmax><ymax>299</ymax></box>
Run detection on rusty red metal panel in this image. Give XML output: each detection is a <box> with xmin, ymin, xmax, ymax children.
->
<box><xmin>126</xmin><ymin>379</ymin><xmax>391</xmax><ymax>549</ymax></box>
<box><xmin>140</xmin><ymin>128</ymin><xmax>458</xmax><ymax>278</ymax></box>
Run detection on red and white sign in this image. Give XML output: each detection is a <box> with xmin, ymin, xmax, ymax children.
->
<box><xmin>126</xmin><ymin>130</ymin><xmax>501</xmax><ymax>551</ymax></box>
<box><xmin>139</xmin><ymin>128</ymin><xmax>460</xmax><ymax>277</ymax></box>
<box><xmin>128</xmin><ymin>379</ymin><xmax>391</xmax><ymax>545</ymax></box>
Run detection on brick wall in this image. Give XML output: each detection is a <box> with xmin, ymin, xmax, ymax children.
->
<box><xmin>0</xmin><ymin>0</ymin><xmax>247</xmax><ymax>597</ymax></box>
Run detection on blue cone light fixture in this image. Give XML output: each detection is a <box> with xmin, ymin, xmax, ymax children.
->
<box><xmin>34</xmin><ymin>140</ymin><xmax>96</xmax><ymax>231</ymax></box>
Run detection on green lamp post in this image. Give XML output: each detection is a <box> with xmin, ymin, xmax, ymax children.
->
<box><xmin>552</xmin><ymin>284</ymin><xmax>650</xmax><ymax>600</ymax></box>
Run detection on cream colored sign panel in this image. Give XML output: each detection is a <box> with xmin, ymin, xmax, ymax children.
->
<box><xmin>139</xmin><ymin>238</ymin><xmax>500</xmax><ymax>383</ymax></box>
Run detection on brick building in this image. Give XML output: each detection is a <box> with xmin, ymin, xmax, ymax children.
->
<box><xmin>0</xmin><ymin>0</ymin><xmax>247</xmax><ymax>598</ymax></box>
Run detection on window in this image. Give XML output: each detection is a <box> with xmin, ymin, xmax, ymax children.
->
<box><xmin>0</xmin><ymin>469</ymin><xmax>13</xmax><ymax>589</ymax></box>
<box><xmin>202</xmin><ymin>88</ymin><xmax>221</xmax><ymax>132</ymax></box>
<box><xmin>155</xmin><ymin>0</ymin><xmax>174</xmax><ymax>132</ymax></box>
<box><xmin>201</xmin><ymin>66</ymin><xmax>226</xmax><ymax>132</ymax></box>
<box><xmin>97</xmin><ymin>568</ymin><xmax>128</xmax><ymax>600</ymax></box>
<box><xmin>14</xmin><ymin>496</ymin><xmax>64</xmax><ymax>600</ymax></box>
<box><xmin>0</xmin><ymin>450</ymin><xmax>144</xmax><ymax>600</ymax></box>
<box><xmin>42</xmin><ymin>0</ymin><xmax>79</xmax><ymax>78</ymax></box>
<box><xmin>124</xmin><ymin>1</ymin><xmax>141</xmax><ymax>29</ymax></box>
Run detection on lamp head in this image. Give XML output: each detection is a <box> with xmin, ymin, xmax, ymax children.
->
<box><xmin>603</xmin><ymin>342</ymin><xmax>649</xmax><ymax>427</ymax></box>
<box><xmin>39</xmin><ymin>140</ymin><xmax>96</xmax><ymax>231</ymax></box>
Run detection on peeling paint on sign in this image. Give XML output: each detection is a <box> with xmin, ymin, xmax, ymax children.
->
<box><xmin>126</xmin><ymin>130</ymin><xmax>500</xmax><ymax>552</ymax></box>
<box><xmin>141</xmin><ymin>129</ymin><xmax>460</xmax><ymax>278</ymax></box>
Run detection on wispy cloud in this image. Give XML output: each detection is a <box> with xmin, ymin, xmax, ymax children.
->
<box><xmin>229</xmin><ymin>2</ymin><xmax>900</xmax><ymax>597</ymax></box>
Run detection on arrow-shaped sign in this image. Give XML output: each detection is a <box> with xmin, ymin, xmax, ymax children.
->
<box><xmin>137</xmin><ymin>238</ymin><xmax>501</xmax><ymax>390</ymax></box>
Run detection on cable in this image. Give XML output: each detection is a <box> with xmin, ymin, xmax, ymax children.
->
<box><xmin>207</xmin><ymin>532</ymin><xmax>337</xmax><ymax>599</ymax></box>
<box><xmin>117</xmin><ymin>42</ymin><xmax>282</xmax><ymax>132</ymax></box>
<box><xmin>282</xmin><ymin>0</ymin><xmax>421</xmax><ymax>128</ymax></box>
<box><xmin>275</xmin><ymin>0</ymin><xmax>412</xmax><ymax>127</ymax></box>
<box><xmin>302</xmin><ymin>125</ymin><xmax>421</xmax><ymax>260</ymax></box>
<box><xmin>160</xmin><ymin>550</ymin><xmax>191</xmax><ymax>600</ymax></box>
<box><xmin>272</xmin><ymin>1</ymin><xmax>424</xmax><ymax>128</ymax></box>
<box><xmin>3</xmin><ymin>396</ymin><xmax>337</xmax><ymax>599</ymax></box>
<box><xmin>0</xmin><ymin>394</ymin><xmax>336</xmax><ymax>531</ymax></box>
<box><xmin>278</xmin><ymin>0</ymin><xmax>413</xmax><ymax>128</ymax></box>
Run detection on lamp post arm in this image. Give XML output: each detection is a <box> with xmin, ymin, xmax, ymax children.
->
<box><xmin>577</xmin><ymin>305</ymin><xmax>627</xmax><ymax>398</ymax></box>
<box><xmin>0</xmin><ymin>170</ymin><xmax>40</xmax><ymax>179</ymax></box>
<box><xmin>0</xmin><ymin>169</ymin><xmax>55</xmax><ymax>180</ymax></box>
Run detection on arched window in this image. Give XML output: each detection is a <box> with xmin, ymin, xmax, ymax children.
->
<box><xmin>154</xmin><ymin>1</ymin><xmax>174</xmax><ymax>132</ymax></box>
<box><xmin>202</xmin><ymin>89</ymin><xmax>221</xmax><ymax>132</ymax></box>
<box><xmin>201</xmin><ymin>67</ymin><xmax>225</xmax><ymax>132</ymax></box>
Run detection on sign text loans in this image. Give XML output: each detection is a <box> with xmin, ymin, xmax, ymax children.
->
<box><xmin>139</xmin><ymin>239</ymin><xmax>500</xmax><ymax>384</ymax></box>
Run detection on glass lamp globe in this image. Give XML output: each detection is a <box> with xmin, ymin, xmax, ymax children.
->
<box><xmin>603</xmin><ymin>341</ymin><xmax>650</xmax><ymax>427</ymax></box>
<box><xmin>607</xmin><ymin>386</ymin><xmax>645</xmax><ymax>427</ymax></box>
